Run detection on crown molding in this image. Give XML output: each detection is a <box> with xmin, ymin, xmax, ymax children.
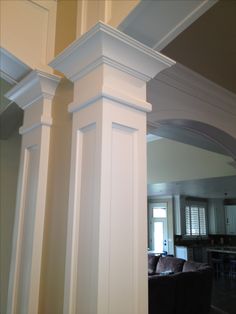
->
<box><xmin>5</xmin><ymin>70</ymin><xmax>61</xmax><ymax>110</ymax></box>
<box><xmin>49</xmin><ymin>21</ymin><xmax>175</xmax><ymax>82</ymax></box>
<box><xmin>0</xmin><ymin>47</ymin><xmax>31</xmax><ymax>83</ymax></box>
<box><xmin>156</xmin><ymin>63</ymin><xmax>236</xmax><ymax>116</ymax></box>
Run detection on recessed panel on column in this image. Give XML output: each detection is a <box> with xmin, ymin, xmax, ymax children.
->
<box><xmin>76</xmin><ymin>124</ymin><xmax>99</xmax><ymax>314</ymax></box>
<box><xmin>17</xmin><ymin>145</ymin><xmax>39</xmax><ymax>313</ymax></box>
<box><xmin>109</xmin><ymin>123</ymin><xmax>137</xmax><ymax>314</ymax></box>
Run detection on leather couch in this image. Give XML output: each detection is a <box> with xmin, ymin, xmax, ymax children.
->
<box><xmin>148</xmin><ymin>255</ymin><xmax>213</xmax><ymax>314</ymax></box>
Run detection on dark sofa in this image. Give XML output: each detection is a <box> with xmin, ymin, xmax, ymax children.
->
<box><xmin>148</xmin><ymin>255</ymin><xmax>213</xmax><ymax>314</ymax></box>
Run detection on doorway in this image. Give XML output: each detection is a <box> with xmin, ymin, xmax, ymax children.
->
<box><xmin>148</xmin><ymin>202</ymin><xmax>168</xmax><ymax>253</ymax></box>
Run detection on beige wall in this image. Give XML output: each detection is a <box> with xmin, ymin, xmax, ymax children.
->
<box><xmin>76</xmin><ymin>0</ymin><xmax>140</xmax><ymax>37</ymax></box>
<box><xmin>38</xmin><ymin>78</ymin><xmax>73</xmax><ymax>314</ymax></box>
<box><xmin>0</xmin><ymin>132</ymin><xmax>21</xmax><ymax>314</ymax></box>
<box><xmin>147</xmin><ymin>138</ymin><xmax>236</xmax><ymax>184</ymax></box>
<box><xmin>54</xmin><ymin>0</ymin><xmax>77</xmax><ymax>55</ymax></box>
<box><xmin>0</xmin><ymin>0</ymin><xmax>57</xmax><ymax>72</ymax></box>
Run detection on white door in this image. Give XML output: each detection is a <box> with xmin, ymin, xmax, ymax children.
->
<box><xmin>149</xmin><ymin>203</ymin><xmax>168</xmax><ymax>253</ymax></box>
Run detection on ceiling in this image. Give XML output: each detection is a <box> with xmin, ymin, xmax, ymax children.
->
<box><xmin>120</xmin><ymin>0</ymin><xmax>236</xmax><ymax>154</ymax></box>
<box><xmin>121</xmin><ymin>0</ymin><xmax>236</xmax><ymax>199</ymax></box>
<box><xmin>161</xmin><ymin>0</ymin><xmax>236</xmax><ymax>94</ymax></box>
<box><xmin>1</xmin><ymin>1</ymin><xmax>236</xmax><ymax>197</ymax></box>
<box><xmin>148</xmin><ymin>175</ymin><xmax>236</xmax><ymax>199</ymax></box>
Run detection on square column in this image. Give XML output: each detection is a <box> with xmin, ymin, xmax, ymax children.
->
<box><xmin>50</xmin><ymin>22</ymin><xmax>175</xmax><ymax>314</ymax></box>
<box><xmin>5</xmin><ymin>70</ymin><xmax>60</xmax><ymax>314</ymax></box>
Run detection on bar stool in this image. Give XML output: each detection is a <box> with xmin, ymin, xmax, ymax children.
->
<box><xmin>211</xmin><ymin>258</ymin><xmax>224</xmax><ymax>279</ymax></box>
<box><xmin>229</xmin><ymin>259</ymin><xmax>236</xmax><ymax>278</ymax></box>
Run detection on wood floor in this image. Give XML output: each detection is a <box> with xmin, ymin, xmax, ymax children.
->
<box><xmin>211</xmin><ymin>277</ymin><xmax>236</xmax><ymax>314</ymax></box>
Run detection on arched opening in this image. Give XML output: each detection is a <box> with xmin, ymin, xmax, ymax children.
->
<box><xmin>147</xmin><ymin>118</ymin><xmax>236</xmax><ymax>313</ymax></box>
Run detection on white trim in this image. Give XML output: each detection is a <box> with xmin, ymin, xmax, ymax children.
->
<box><xmin>119</xmin><ymin>0</ymin><xmax>217</xmax><ymax>51</ymax></box>
<box><xmin>118</xmin><ymin>1</ymin><xmax>150</xmax><ymax>32</ymax></box>
<box><xmin>49</xmin><ymin>21</ymin><xmax>175</xmax><ymax>314</ymax></box>
<box><xmin>68</xmin><ymin>86</ymin><xmax>152</xmax><ymax>113</ymax></box>
<box><xmin>152</xmin><ymin>0</ymin><xmax>218</xmax><ymax>51</ymax></box>
<box><xmin>80</xmin><ymin>0</ymin><xmax>88</xmax><ymax>35</ymax></box>
<box><xmin>6</xmin><ymin>70</ymin><xmax>60</xmax><ymax>314</ymax></box>
<box><xmin>155</xmin><ymin>63</ymin><xmax>236</xmax><ymax>116</ymax></box>
<box><xmin>5</xmin><ymin>70</ymin><xmax>61</xmax><ymax>110</ymax></box>
<box><xmin>69</xmin><ymin>55</ymin><xmax>151</xmax><ymax>82</ymax></box>
<box><xmin>19</xmin><ymin>116</ymin><xmax>53</xmax><ymax>135</ymax></box>
<box><xmin>49</xmin><ymin>21</ymin><xmax>175</xmax><ymax>82</ymax></box>
<box><xmin>0</xmin><ymin>70</ymin><xmax>17</xmax><ymax>85</ymax></box>
<box><xmin>0</xmin><ymin>47</ymin><xmax>31</xmax><ymax>83</ymax></box>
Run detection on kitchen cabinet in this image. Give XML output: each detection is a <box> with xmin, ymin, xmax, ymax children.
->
<box><xmin>208</xmin><ymin>199</ymin><xmax>225</xmax><ymax>234</ymax></box>
<box><xmin>225</xmin><ymin>205</ymin><xmax>236</xmax><ymax>235</ymax></box>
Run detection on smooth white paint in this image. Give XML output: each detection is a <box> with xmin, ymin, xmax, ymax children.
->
<box><xmin>50</xmin><ymin>21</ymin><xmax>174</xmax><ymax>314</ymax></box>
<box><xmin>5</xmin><ymin>70</ymin><xmax>60</xmax><ymax>314</ymax></box>
<box><xmin>147</xmin><ymin>138</ymin><xmax>236</xmax><ymax>184</ymax></box>
<box><xmin>50</xmin><ymin>21</ymin><xmax>175</xmax><ymax>83</ymax></box>
<box><xmin>148</xmin><ymin>63</ymin><xmax>236</xmax><ymax>159</ymax></box>
<box><xmin>119</xmin><ymin>0</ymin><xmax>217</xmax><ymax>50</ymax></box>
<box><xmin>0</xmin><ymin>47</ymin><xmax>31</xmax><ymax>85</ymax></box>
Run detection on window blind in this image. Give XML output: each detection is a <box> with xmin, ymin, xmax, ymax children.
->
<box><xmin>185</xmin><ymin>203</ymin><xmax>207</xmax><ymax>236</ymax></box>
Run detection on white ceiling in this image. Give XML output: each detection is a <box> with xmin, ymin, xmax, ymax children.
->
<box><xmin>148</xmin><ymin>175</ymin><xmax>236</xmax><ymax>199</ymax></box>
<box><xmin>120</xmin><ymin>0</ymin><xmax>236</xmax><ymax>199</ymax></box>
<box><xmin>119</xmin><ymin>0</ymin><xmax>217</xmax><ymax>51</ymax></box>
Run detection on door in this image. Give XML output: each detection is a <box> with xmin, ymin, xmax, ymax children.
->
<box><xmin>149</xmin><ymin>203</ymin><xmax>168</xmax><ymax>253</ymax></box>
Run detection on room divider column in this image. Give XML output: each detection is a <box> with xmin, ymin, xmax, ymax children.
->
<box><xmin>5</xmin><ymin>70</ymin><xmax>60</xmax><ymax>314</ymax></box>
<box><xmin>50</xmin><ymin>22</ymin><xmax>174</xmax><ymax>314</ymax></box>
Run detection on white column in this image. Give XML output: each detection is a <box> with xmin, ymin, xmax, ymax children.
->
<box><xmin>5</xmin><ymin>70</ymin><xmax>60</xmax><ymax>314</ymax></box>
<box><xmin>50</xmin><ymin>22</ymin><xmax>175</xmax><ymax>314</ymax></box>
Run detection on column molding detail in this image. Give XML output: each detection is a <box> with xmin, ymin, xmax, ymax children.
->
<box><xmin>5</xmin><ymin>70</ymin><xmax>60</xmax><ymax>314</ymax></box>
<box><xmin>50</xmin><ymin>21</ymin><xmax>175</xmax><ymax>314</ymax></box>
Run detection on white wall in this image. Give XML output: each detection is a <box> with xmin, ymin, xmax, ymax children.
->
<box><xmin>147</xmin><ymin>138</ymin><xmax>236</xmax><ymax>184</ymax></box>
<box><xmin>0</xmin><ymin>132</ymin><xmax>21</xmax><ymax>314</ymax></box>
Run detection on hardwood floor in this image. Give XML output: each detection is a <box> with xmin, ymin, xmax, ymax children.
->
<box><xmin>211</xmin><ymin>277</ymin><xmax>236</xmax><ymax>314</ymax></box>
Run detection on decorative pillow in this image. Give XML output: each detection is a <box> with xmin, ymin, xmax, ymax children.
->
<box><xmin>148</xmin><ymin>254</ymin><xmax>160</xmax><ymax>275</ymax></box>
<box><xmin>183</xmin><ymin>260</ymin><xmax>208</xmax><ymax>272</ymax></box>
<box><xmin>156</xmin><ymin>256</ymin><xmax>185</xmax><ymax>274</ymax></box>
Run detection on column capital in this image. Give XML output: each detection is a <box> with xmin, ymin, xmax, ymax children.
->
<box><xmin>49</xmin><ymin>21</ymin><xmax>175</xmax><ymax>83</ymax></box>
<box><xmin>6</xmin><ymin>70</ymin><xmax>61</xmax><ymax>110</ymax></box>
<box><xmin>6</xmin><ymin>70</ymin><xmax>60</xmax><ymax>135</ymax></box>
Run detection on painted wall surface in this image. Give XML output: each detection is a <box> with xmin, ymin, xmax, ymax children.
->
<box><xmin>76</xmin><ymin>0</ymin><xmax>140</xmax><ymax>37</ymax></box>
<box><xmin>0</xmin><ymin>0</ymin><xmax>57</xmax><ymax>72</ymax></box>
<box><xmin>0</xmin><ymin>132</ymin><xmax>21</xmax><ymax>314</ymax></box>
<box><xmin>38</xmin><ymin>78</ymin><xmax>72</xmax><ymax>314</ymax></box>
<box><xmin>54</xmin><ymin>0</ymin><xmax>77</xmax><ymax>55</ymax></box>
<box><xmin>147</xmin><ymin>138</ymin><xmax>236</xmax><ymax>184</ymax></box>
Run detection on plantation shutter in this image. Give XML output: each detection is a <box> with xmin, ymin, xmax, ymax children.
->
<box><xmin>185</xmin><ymin>202</ymin><xmax>207</xmax><ymax>236</ymax></box>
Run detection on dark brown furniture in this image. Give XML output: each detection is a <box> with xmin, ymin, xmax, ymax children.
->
<box><xmin>148</xmin><ymin>255</ymin><xmax>213</xmax><ymax>314</ymax></box>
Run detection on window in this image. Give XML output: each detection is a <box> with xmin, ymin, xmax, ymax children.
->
<box><xmin>152</xmin><ymin>206</ymin><xmax>167</xmax><ymax>218</ymax></box>
<box><xmin>185</xmin><ymin>202</ymin><xmax>207</xmax><ymax>236</ymax></box>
